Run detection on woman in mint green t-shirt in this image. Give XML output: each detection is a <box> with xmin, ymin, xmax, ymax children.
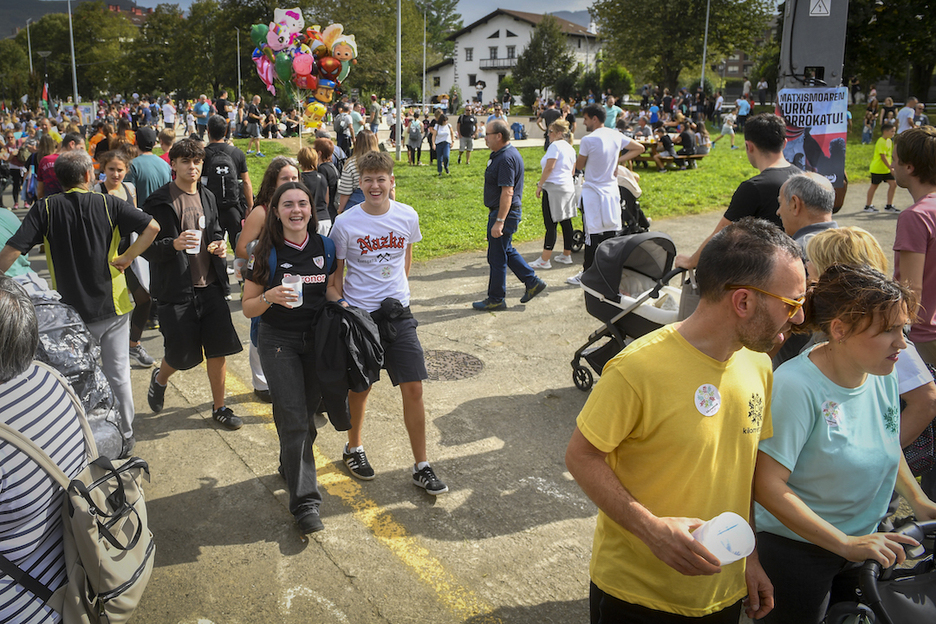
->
<box><xmin>752</xmin><ymin>264</ymin><xmax>936</xmax><ymax>623</ymax></box>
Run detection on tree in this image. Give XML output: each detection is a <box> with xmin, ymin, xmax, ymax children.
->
<box><xmin>513</xmin><ymin>16</ymin><xmax>576</xmax><ymax>105</ymax></box>
<box><xmin>602</xmin><ymin>64</ymin><xmax>633</xmax><ymax>98</ymax></box>
<box><xmin>415</xmin><ymin>0</ymin><xmax>463</xmax><ymax>59</ymax></box>
<box><xmin>844</xmin><ymin>0</ymin><xmax>936</xmax><ymax>100</ymax></box>
<box><xmin>591</xmin><ymin>0</ymin><xmax>773</xmax><ymax>92</ymax></box>
<box><xmin>0</xmin><ymin>41</ymin><xmax>30</xmax><ymax>103</ymax></box>
<box><xmin>129</xmin><ymin>4</ymin><xmax>188</xmax><ymax>96</ymax></box>
<box><xmin>70</xmin><ymin>1</ymin><xmax>138</xmax><ymax>98</ymax></box>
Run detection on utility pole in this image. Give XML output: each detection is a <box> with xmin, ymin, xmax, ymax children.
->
<box><xmin>26</xmin><ymin>19</ymin><xmax>34</xmax><ymax>75</ymax></box>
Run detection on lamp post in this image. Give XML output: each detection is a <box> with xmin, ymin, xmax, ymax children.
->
<box><xmin>701</xmin><ymin>0</ymin><xmax>711</xmax><ymax>94</ymax></box>
<box><xmin>26</xmin><ymin>19</ymin><xmax>33</xmax><ymax>75</ymax></box>
<box><xmin>67</xmin><ymin>0</ymin><xmax>80</xmax><ymax>107</ymax></box>
<box><xmin>395</xmin><ymin>0</ymin><xmax>402</xmax><ymax>160</ymax></box>
<box><xmin>234</xmin><ymin>27</ymin><xmax>242</xmax><ymax>104</ymax></box>
<box><xmin>38</xmin><ymin>50</ymin><xmax>51</xmax><ymax>110</ymax></box>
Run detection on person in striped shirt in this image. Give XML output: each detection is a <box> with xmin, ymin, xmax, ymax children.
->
<box><xmin>0</xmin><ymin>276</ymin><xmax>88</xmax><ymax>623</ymax></box>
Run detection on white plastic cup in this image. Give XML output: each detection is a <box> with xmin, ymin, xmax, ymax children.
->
<box><xmin>184</xmin><ymin>229</ymin><xmax>202</xmax><ymax>255</ymax></box>
<box><xmin>281</xmin><ymin>275</ymin><xmax>303</xmax><ymax>309</ymax></box>
<box><xmin>691</xmin><ymin>511</ymin><xmax>755</xmax><ymax>566</ymax></box>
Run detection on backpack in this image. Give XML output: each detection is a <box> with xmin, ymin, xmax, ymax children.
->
<box><xmin>204</xmin><ymin>145</ymin><xmax>241</xmax><ymax>211</ymax></box>
<box><xmin>0</xmin><ymin>362</ymin><xmax>154</xmax><ymax>624</ymax></box>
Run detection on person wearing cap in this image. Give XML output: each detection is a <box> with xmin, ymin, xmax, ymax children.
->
<box><xmin>127</xmin><ymin>126</ymin><xmax>172</xmax><ymax>207</ymax></box>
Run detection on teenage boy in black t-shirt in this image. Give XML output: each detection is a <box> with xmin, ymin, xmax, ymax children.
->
<box><xmin>143</xmin><ymin>138</ymin><xmax>245</xmax><ymax>431</ymax></box>
<box><xmin>675</xmin><ymin>114</ymin><xmax>799</xmax><ymax>271</ymax></box>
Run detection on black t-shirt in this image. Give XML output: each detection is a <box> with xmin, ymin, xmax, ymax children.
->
<box><xmin>659</xmin><ymin>134</ymin><xmax>674</xmax><ymax>151</ymax></box>
<box><xmin>723</xmin><ymin>165</ymin><xmax>800</xmax><ymax>227</ymax></box>
<box><xmin>662</xmin><ymin>95</ymin><xmax>673</xmax><ymax>112</ymax></box>
<box><xmin>301</xmin><ymin>170</ymin><xmax>331</xmax><ymax>223</ymax></box>
<box><xmin>244</xmin><ymin>233</ymin><xmax>334</xmax><ymax>333</ymax></box>
<box><xmin>565</xmin><ymin>112</ymin><xmax>576</xmax><ymax>127</ymax></box>
<box><xmin>247</xmin><ymin>104</ymin><xmax>261</xmax><ymax>124</ymax></box>
<box><xmin>457</xmin><ymin>114</ymin><xmax>477</xmax><ymax>137</ymax></box>
<box><xmin>316</xmin><ymin>161</ymin><xmax>340</xmax><ymax>220</ymax></box>
<box><xmin>216</xmin><ymin>98</ymin><xmax>230</xmax><ymax>116</ymax></box>
<box><xmin>541</xmin><ymin>108</ymin><xmax>562</xmax><ymax>132</ymax></box>
<box><xmin>8</xmin><ymin>190</ymin><xmax>152</xmax><ymax>323</ymax></box>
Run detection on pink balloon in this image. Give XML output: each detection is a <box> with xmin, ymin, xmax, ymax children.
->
<box><xmin>293</xmin><ymin>53</ymin><xmax>314</xmax><ymax>76</ymax></box>
<box><xmin>253</xmin><ymin>56</ymin><xmax>277</xmax><ymax>95</ymax></box>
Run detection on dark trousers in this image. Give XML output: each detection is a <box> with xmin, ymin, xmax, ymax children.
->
<box><xmin>584</xmin><ymin>231</ymin><xmax>617</xmax><ymax>271</ymax></box>
<box><xmin>542</xmin><ymin>190</ymin><xmax>573</xmax><ymax>251</ymax></box>
<box><xmin>486</xmin><ymin>209</ymin><xmax>536</xmax><ymax>302</ymax></box>
<box><xmin>754</xmin><ymin>531</ymin><xmax>858</xmax><ymax>624</ymax></box>
<box><xmin>196</xmin><ymin>124</ymin><xmax>207</xmax><ymax>140</ymax></box>
<box><xmin>258</xmin><ymin>323</ymin><xmax>323</xmax><ymax>519</ymax></box>
<box><xmin>590</xmin><ymin>582</ymin><xmax>742</xmax><ymax>624</ymax></box>
<box><xmin>125</xmin><ymin>267</ymin><xmax>151</xmax><ymax>344</ymax></box>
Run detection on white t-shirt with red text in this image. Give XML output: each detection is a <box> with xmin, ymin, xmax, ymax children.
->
<box><xmin>331</xmin><ymin>200</ymin><xmax>421</xmax><ymax>312</ymax></box>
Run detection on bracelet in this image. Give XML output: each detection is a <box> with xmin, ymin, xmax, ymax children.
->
<box><xmin>337</xmin><ymin>298</ymin><xmax>347</xmax><ymax>305</ymax></box>
<box><xmin>495</xmin><ymin>218</ymin><xmax>506</xmax><ymax>223</ymax></box>
<box><xmin>261</xmin><ymin>291</ymin><xmax>272</xmax><ymax>305</ymax></box>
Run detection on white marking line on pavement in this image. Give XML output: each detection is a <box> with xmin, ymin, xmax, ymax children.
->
<box><xmin>282</xmin><ymin>586</ymin><xmax>350</xmax><ymax>621</ymax></box>
<box><xmin>219</xmin><ymin>368</ymin><xmax>503</xmax><ymax>624</ymax></box>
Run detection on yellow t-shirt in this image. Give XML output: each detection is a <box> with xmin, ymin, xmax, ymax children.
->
<box><xmin>870</xmin><ymin>136</ymin><xmax>892</xmax><ymax>175</ymax></box>
<box><xmin>576</xmin><ymin>323</ymin><xmax>773</xmax><ymax>617</ymax></box>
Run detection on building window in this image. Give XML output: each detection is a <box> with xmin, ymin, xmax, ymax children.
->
<box><xmin>465</xmin><ymin>47</ymin><xmax>473</xmax><ymax>61</ymax></box>
<box><xmin>729</xmin><ymin>54</ymin><xmax>740</xmax><ymax>61</ymax></box>
<box><xmin>506</xmin><ymin>46</ymin><xmax>515</xmax><ymax>59</ymax></box>
<box><xmin>578</xmin><ymin>38</ymin><xmax>581</xmax><ymax>48</ymax></box>
<box><xmin>488</xmin><ymin>30</ymin><xmax>500</xmax><ymax>38</ymax></box>
<box><xmin>468</xmin><ymin>74</ymin><xmax>477</xmax><ymax>86</ymax></box>
<box><xmin>433</xmin><ymin>76</ymin><xmax>441</xmax><ymax>88</ymax></box>
<box><xmin>489</xmin><ymin>46</ymin><xmax>498</xmax><ymax>60</ymax></box>
<box><xmin>506</xmin><ymin>29</ymin><xmax>517</xmax><ymax>37</ymax></box>
<box><xmin>727</xmin><ymin>65</ymin><xmax>739</xmax><ymax>74</ymax></box>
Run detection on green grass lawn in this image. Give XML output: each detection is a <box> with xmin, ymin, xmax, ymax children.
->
<box><xmin>218</xmin><ymin>109</ymin><xmax>878</xmax><ymax>262</ymax></box>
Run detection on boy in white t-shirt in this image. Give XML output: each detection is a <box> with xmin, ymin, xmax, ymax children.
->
<box><xmin>329</xmin><ymin>152</ymin><xmax>448</xmax><ymax>495</ymax></box>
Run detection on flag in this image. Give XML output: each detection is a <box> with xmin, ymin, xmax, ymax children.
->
<box><xmin>42</xmin><ymin>82</ymin><xmax>49</xmax><ymax>112</ymax></box>
<box><xmin>20</xmin><ymin>94</ymin><xmax>28</xmax><ymax>104</ymax></box>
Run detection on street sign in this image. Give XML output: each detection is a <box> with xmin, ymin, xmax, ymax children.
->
<box><xmin>810</xmin><ymin>0</ymin><xmax>830</xmax><ymax>17</ymax></box>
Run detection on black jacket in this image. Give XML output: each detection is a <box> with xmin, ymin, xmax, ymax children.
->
<box><xmin>141</xmin><ymin>183</ymin><xmax>227</xmax><ymax>304</ymax></box>
<box><xmin>315</xmin><ymin>302</ymin><xmax>384</xmax><ymax>426</ymax></box>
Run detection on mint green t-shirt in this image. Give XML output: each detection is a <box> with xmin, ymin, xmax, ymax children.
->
<box><xmin>0</xmin><ymin>208</ymin><xmax>33</xmax><ymax>277</ymax></box>
<box><xmin>755</xmin><ymin>347</ymin><xmax>901</xmax><ymax>542</ymax></box>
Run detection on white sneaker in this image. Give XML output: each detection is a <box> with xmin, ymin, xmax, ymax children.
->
<box><xmin>554</xmin><ymin>254</ymin><xmax>573</xmax><ymax>265</ymax></box>
<box><xmin>528</xmin><ymin>257</ymin><xmax>551</xmax><ymax>269</ymax></box>
<box><xmin>566</xmin><ymin>272</ymin><xmax>583</xmax><ymax>286</ymax></box>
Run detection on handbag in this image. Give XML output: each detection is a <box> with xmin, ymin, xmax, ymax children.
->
<box><xmin>0</xmin><ymin>362</ymin><xmax>155</xmax><ymax>624</ymax></box>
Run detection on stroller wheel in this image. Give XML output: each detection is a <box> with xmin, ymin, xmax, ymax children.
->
<box><xmin>573</xmin><ymin>365</ymin><xmax>594</xmax><ymax>391</ymax></box>
<box><xmin>571</xmin><ymin>230</ymin><xmax>585</xmax><ymax>253</ymax></box>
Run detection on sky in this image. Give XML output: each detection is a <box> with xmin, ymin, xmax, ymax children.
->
<box><xmin>130</xmin><ymin>0</ymin><xmax>592</xmax><ymax>29</ymax></box>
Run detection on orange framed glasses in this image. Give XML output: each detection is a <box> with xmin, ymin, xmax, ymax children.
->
<box><xmin>725</xmin><ymin>284</ymin><xmax>805</xmax><ymax>319</ymax></box>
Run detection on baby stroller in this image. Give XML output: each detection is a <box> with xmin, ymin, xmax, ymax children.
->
<box><xmin>571</xmin><ymin>232</ymin><xmax>683</xmax><ymax>391</ymax></box>
<box><xmin>824</xmin><ymin>519</ymin><xmax>936</xmax><ymax>624</ymax></box>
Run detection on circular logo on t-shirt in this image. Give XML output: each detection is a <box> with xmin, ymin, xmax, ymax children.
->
<box><xmin>694</xmin><ymin>384</ymin><xmax>721</xmax><ymax>417</ymax></box>
<box><xmin>380</xmin><ymin>265</ymin><xmax>392</xmax><ymax>278</ymax></box>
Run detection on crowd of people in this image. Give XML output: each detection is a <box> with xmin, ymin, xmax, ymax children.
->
<box><xmin>4</xmin><ymin>73</ymin><xmax>936</xmax><ymax>624</ymax></box>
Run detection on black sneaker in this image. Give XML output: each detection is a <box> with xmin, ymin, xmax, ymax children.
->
<box><xmin>297</xmin><ymin>509</ymin><xmax>324</xmax><ymax>534</ymax></box>
<box><xmin>212</xmin><ymin>406</ymin><xmax>243</xmax><ymax>430</ymax></box>
<box><xmin>884</xmin><ymin>205</ymin><xmax>901</xmax><ymax>214</ymax></box>
<box><xmin>520</xmin><ymin>277</ymin><xmax>547</xmax><ymax>303</ymax></box>
<box><xmin>472</xmin><ymin>298</ymin><xmax>507</xmax><ymax>311</ymax></box>
<box><xmin>413</xmin><ymin>464</ymin><xmax>448</xmax><ymax>495</ymax></box>
<box><xmin>147</xmin><ymin>368</ymin><xmax>165</xmax><ymax>413</ymax></box>
<box><xmin>343</xmin><ymin>446</ymin><xmax>375</xmax><ymax>480</ymax></box>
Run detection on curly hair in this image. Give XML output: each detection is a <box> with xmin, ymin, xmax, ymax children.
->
<box><xmin>250</xmin><ymin>182</ymin><xmax>317</xmax><ymax>287</ymax></box>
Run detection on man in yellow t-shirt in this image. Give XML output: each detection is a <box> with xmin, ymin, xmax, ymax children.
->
<box><xmin>865</xmin><ymin>121</ymin><xmax>898</xmax><ymax>213</ymax></box>
<box><xmin>566</xmin><ymin>218</ymin><xmax>807</xmax><ymax>623</ymax></box>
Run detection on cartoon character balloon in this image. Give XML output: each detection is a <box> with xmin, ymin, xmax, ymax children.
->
<box><xmin>304</xmin><ymin>101</ymin><xmax>326</xmax><ymax>129</ymax></box>
<box><xmin>332</xmin><ymin>34</ymin><xmax>357</xmax><ymax>82</ymax></box>
<box><xmin>273</xmin><ymin>7</ymin><xmax>304</xmax><ymax>43</ymax></box>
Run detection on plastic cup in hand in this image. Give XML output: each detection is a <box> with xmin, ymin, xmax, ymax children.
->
<box><xmin>691</xmin><ymin>511</ymin><xmax>755</xmax><ymax>566</ymax></box>
<box><xmin>185</xmin><ymin>229</ymin><xmax>202</xmax><ymax>255</ymax></box>
<box><xmin>281</xmin><ymin>275</ymin><xmax>303</xmax><ymax>309</ymax></box>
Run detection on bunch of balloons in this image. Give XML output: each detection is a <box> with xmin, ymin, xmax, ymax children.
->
<box><xmin>249</xmin><ymin>7</ymin><xmax>358</xmax><ymax>130</ymax></box>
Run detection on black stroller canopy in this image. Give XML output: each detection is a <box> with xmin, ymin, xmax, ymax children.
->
<box><xmin>581</xmin><ymin>232</ymin><xmax>677</xmax><ymax>301</ymax></box>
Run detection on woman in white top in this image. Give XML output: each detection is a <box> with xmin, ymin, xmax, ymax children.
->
<box><xmin>529</xmin><ymin>119</ymin><xmax>577</xmax><ymax>269</ymax></box>
<box><xmin>430</xmin><ymin>113</ymin><xmax>452</xmax><ymax>176</ymax></box>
